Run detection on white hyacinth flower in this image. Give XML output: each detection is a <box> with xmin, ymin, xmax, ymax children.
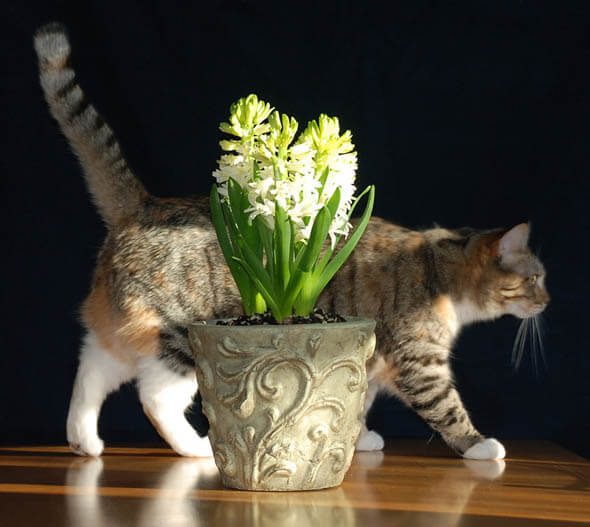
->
<box><xmin>213</xmin><ymin>96</ymin><xmax>359</xmax><ymax>246</ymax></box>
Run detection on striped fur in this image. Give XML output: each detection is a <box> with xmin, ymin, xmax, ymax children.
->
<box><xmin>35</xmin><ymin>24</ymin><xmax>549</xmax><ymax>458</ymax></box>
<box><xmin>34</xmin><ymin>23</ymin><xmax>147</xmax><ymax>226</ymax></box>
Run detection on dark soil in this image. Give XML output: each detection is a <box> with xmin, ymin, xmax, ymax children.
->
<box><xmin>216</xmin><ymin>308</ymin><xmax>346</xmax><ymax>326</ymax></box>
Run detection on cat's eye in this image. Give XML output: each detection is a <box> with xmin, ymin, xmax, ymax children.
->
<box><xmin>530</xmin><ymin>274</ymin><xmax>539</xmax><ymax>285</ymax></box>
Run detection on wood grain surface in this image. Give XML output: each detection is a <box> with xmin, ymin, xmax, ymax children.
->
<box><xmin>0</xmin><ymin>440</ymin><xmax>588</xmax><ymax>526</ymax></box>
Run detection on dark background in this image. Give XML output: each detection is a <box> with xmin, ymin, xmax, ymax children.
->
<box><xmin>3</xmin><ymin>1</ymin><xmax>589</xmax><ymax>458</ymax></box>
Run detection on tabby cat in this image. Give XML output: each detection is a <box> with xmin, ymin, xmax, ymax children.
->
<box><xmin>34</xmin><ymin>23</ymin><xmax>549</xmax><ymax>460</ymax></box>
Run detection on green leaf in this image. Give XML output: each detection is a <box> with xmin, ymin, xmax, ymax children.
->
<box><xmin>241</xmin><ymin>183</ymin><xmax>262</xmax><ymax>260</ymax></box>
<box><xmin>274</xmin><ymin>202</ymin><xmax>292</xmax><ymax>292</ymax></box>
<box><xmin>255</xmin><ymin>215</ymin><xmax>275</xmax><ymax>277</ymax></box>
<box><xmin>223</xmin><ymin>200</ymin><xmax>242</xmax><ymax>255</ymax></box>
<box><xmin>227</xmin><ymin>178</ymin><xmax>248</xmax><ymax>233</ymax></box>
<box><xmin>286</xmin><ymin>204</ymin><xmax>333</xmax><ymax>316</ymax></box>
<box><xmin>346</xmin><ymin>184</ymin><xmax>372</xmax><ymax>221</ymax></box>
<box><xmin>314</xmin><ymin>184</ymin><xmax>370</xmax><ymax>277</ymax></box>
<box><xmin>210</xmin><ymin>185</ymin><xmax>253</xmax><ymax>313</ymax></box>
<box><xmin>254</xmin><ymin>293</ymin><xmax>267</xmax><ymax>314</ymax></box>
<box><xmin>278</xmin><ymin>268</ymin><xmax>307</xmax><ymax>319</ymax></box>
<box><xmin>222</xmin><ymin>198</ymin><xmax>263</xmax><ymax>314</ymax></box>
<box><xmin>291</xmin><ymin>239</ymin><xmax>307</xmax><ymax>273</ymax></box>
<box><xmin>294</xmin><ymin>271</ymin><xmax>315</xmax><ymax>316</ymax></box>
<box><xmin>326</xmin><ymin>187</ymin><xmax>341</xmax><ymax>218</ymax></box>
<box><xmin>298</xmin><ymin>203</ymin><xmax>333</xmax><ymax>273</ymax></box>
<box><xmin>235</xmin><ymin>234</ymin><xmax>278</xmax><ymax>308</ymax></box>
<box><xmin>210</xmin><ymin>185</ymin><xmax>233</xmax><ymax>266</ymax></box>
<box><xmin>227</xmin><ymin>177</ymin><xmax>263</xmax><ymax>262</ymax></box>
<box><xmin>299</xmin><ymin>187</ymin><xmax>340</xmax><ymax>280</ymax></box>
<box><xmin>312</xmin><ymin>185</ymin><xmax>375</xmax><ymax>303</ymax></box>
<box><xmin>298</xmin><ymin>210</ymin><xmax>329</xmax><ymax>273</ymax></box>
<box><xmin>233</xmin><ymin>257</ymin><xmax>282</xmax><ymax>320</ymax></box>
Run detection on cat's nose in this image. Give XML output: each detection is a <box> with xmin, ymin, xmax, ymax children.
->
<box><xmin>534</xmin><ymin>293</ymin><xmax>549</xmax><ymax>313</ymax></box>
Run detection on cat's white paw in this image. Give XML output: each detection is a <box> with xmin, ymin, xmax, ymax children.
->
<box><xmin>68</xmin><ymin>433</ymin><xmax>104</xmax><ymax>457</ymax></box>
<box><xmin>463</xmin><ymin>438</ymin><xmax>505</xmax><ymax>460</ymax></box>
<box><xmin>173</xmin><ymin>436</ymin><xmax>213</xmax><ymax>458</ymax></box>
<box><xmin>356</xmin><ymin>430</ymin><xmax>385</xmax><ymax>451</ymax></box>
<box><xmin>67</xmin><ymin>413</ymin><xmax>105</xmax><ymax>457</ymax></box>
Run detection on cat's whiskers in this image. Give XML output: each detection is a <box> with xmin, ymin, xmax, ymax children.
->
<box><xmin>512</xmin><ymin>317</ymin><xmax>529</xmax><ymax>369</ymax></box>
<box><xmin>512</xmin><ymin>313</ymin><xmax>547</xmax><ymax>374</ymax></box>
<box><xmin>531</xmin><ymin>314</ymin><xmax>547</xmax><ymax>375</ymax></box>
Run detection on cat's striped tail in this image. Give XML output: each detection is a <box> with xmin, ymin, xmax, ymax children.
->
<box><xmin>34</xmin><ymin>23</ymin><xmax>149</xmax><ymax>227</ymax></box>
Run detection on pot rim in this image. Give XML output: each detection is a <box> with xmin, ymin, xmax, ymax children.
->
<box><xmin>189</xmin><ymin>316</ymin><xmax>376</xmax><ymax>332</ymax></box>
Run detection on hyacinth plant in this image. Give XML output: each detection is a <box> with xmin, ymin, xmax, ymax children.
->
<box><xmin>210</xmin><ymin>94</ymin><xmax>375</xmax><ymax>322</ymax></box>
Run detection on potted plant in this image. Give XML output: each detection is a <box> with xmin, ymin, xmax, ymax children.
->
<box><xmin>188</xmin><ymin>95</ymin><xmax>376</xmax><ymax>491</ymax></box>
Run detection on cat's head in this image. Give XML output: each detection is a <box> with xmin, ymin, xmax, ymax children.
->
<box><xmin>464</xmin><ymin>223</ymin><xmax>549</xmax><ymax>320</ymax></box>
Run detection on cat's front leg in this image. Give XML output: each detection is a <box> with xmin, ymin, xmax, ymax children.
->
<box><xmin>394</xmin><ymin>341</ymin><xmax>505</xmax><ymax>460</ymax></box>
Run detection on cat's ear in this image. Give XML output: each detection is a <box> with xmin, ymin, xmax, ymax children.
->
<box><xmin>497</xmin><ymin>223</ymin><xmax>530</xmax><ymax>259</ymax></box>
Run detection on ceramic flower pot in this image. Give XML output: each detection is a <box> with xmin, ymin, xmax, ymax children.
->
<box><xmin>188</xmin><ymin>318</ymin><xmax>376</xmax><ymax>491</ymax></box>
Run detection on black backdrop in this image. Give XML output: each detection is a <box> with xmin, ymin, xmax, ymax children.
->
<box><xmin>3</xmin><ymin>1</ymin><xmax>589</xmax><ymax>458</ymax></box>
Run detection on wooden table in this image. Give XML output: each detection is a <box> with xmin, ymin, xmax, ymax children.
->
<box><xmin>0</xmin><ymin>441</ymin><xmax>588</xmax><ymax>526</ymax></box>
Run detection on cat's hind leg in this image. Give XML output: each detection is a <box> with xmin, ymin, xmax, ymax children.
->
<box><xmin>136</xmin><ymin>342</ymin><xmax>212</xmax><ymax>458</ymax></box>
<box><xmin>67</xmin><ymin>332</ymin><xmax>135</xmax><ymax>456</ymax></box>
<box><xmin>356</xmin><ymin>380</ymin><xmax>385</xmax><ymax>451</ymax></box>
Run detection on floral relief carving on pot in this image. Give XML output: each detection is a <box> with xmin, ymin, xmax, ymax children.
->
<box><xmin>190</xmin><ymin>320</ymin><xmax>376</xmax><ymax>491</ymax></box>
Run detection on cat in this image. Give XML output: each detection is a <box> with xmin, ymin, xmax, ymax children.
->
<box><xmin>319</xmin><ymin>219</ymin><xmax>549</xmax><ymax>458</ymax></box>
<box><xmin>34</xmin><ymin>23</ymin><xmax>549</xmax><ymax>460</ymax></box>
